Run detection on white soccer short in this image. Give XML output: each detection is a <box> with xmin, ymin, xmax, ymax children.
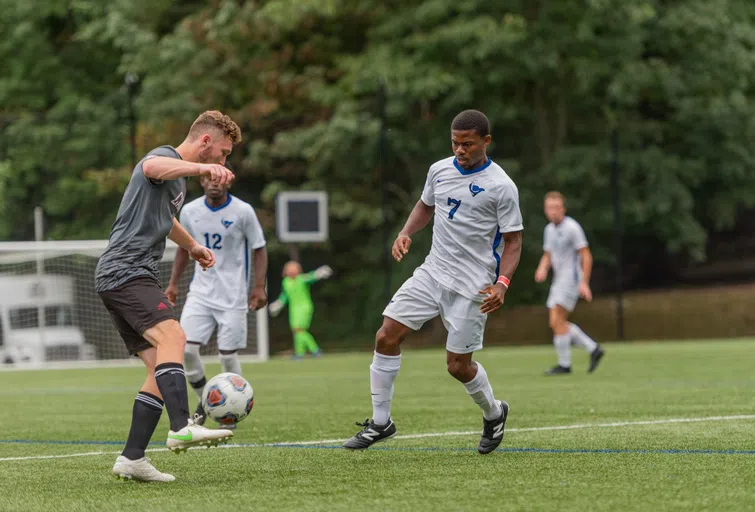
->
<box><xmin>383</xmin><ymin>267</ymin><xmax>486</xmax><ymax>354</ymax></box>
<box><xmin>546</xmin><ymin>286</ymin><xmax>580</xmax><ymax>312</ymax></box>
<box><xmin>180</xmin><ymin>296</ymin><xmax>248</xmax><ymax>351</ymax></box>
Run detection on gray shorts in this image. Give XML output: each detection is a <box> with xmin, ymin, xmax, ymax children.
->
<box><xmin>546</xmin><ymin>287</ymin><xmax>579</xmax><ymax>312</ymax></box>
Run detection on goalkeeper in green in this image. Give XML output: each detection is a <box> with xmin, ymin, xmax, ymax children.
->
<box><xmin>269</xmin><ymin>261</ymin><xmax>333</xmax><ymax>359</ymax></box>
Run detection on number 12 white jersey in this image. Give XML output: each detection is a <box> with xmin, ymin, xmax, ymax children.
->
<box><xmin>179</xmin><ymin>195</ymin><xmax>266</xmax><ymax>311</ymax></box>
<box><xmin>419</xmin><ymin>156</ymin><xmax>523</xmax><ymax>302</ymax></box>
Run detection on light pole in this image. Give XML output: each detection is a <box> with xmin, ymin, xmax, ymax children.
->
<box><xmin>377</xmin><ymin>79</ymin><xmax>391</xmax><ymax>305</ymax></box>
<box><xmin>124</xmin><ymin>73</ymin><xmax>139</xmax><ymax>169</ymax></box>
<box><xmin>610</xmin><ymin>107</ymin><xmax>624</xmax><ymax>340</ymax></box>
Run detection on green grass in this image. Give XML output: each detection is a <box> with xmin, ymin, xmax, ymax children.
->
<box><xmin>1</xmin><ymin>339</ymin><xmax>754</xmax><ymax>512</ymax></box>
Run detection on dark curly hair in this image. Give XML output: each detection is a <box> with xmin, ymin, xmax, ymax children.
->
<box><xmin>451</xmin><ymin>110</ymin><xmax>490</xmax><ymax>137</ymax></box>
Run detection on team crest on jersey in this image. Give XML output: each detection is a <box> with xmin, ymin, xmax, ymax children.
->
<box><xmin>221</xmin><ymin>218</ymin><xmax>234</xmax><ymax>229</ymax></box>
<box><xmin>469</xmin><ymin>181</ymin><xmax>485</xmax><ymax>197</ymax></box>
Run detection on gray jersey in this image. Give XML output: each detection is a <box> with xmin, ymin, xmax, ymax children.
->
<box><xmin>95</xmin><ymin>146</ymin><xmax>186</xmax><ymax>292</ymax></box>
<box><xmin>543</xmin><ymin>216</ymin><xmax>588</xmax><ymax>290</ymax></box>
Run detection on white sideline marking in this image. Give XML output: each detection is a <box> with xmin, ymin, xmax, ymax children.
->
<box><xmin>1</xmin><ymin>414</ymin><xmax>752</xmax><ymax>462</ymax></box>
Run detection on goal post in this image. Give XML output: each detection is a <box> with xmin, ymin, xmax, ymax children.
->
<box><xmin>0</xmin><ymin>240</ymin><xmax>269</xmax><ymax>370</ymax></box>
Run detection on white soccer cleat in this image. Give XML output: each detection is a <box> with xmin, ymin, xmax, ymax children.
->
<box><xmin>166</xmin><ymin>418</ymin><xmax>233</xmax><ymax>454</ymax></box>
<box><xmin>112</xmin><ymin>456</ymin><xmax>175</xmax><ymax>482</ymax></box>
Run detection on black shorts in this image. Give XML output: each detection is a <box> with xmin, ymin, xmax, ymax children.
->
<box><xmin>98</xmin><ymin>276</ymin><xmax>176</xmax><ymax>356</ymax></box>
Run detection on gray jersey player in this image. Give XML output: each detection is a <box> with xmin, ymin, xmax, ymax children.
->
<box><xmin>535</xmin><ymin>191</ymin><xmax>605</xmax><ymax>375</ymax></box>
<box><xmin>97</xmin><ymin>111</ymin><xmax>240</xmax><ymax>482</ymax></box>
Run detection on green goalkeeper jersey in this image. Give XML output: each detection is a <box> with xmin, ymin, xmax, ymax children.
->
<box><xmin>279</xmin><ymin>272</ymin><xmax>318</xmax><ymax>306</ymax></box>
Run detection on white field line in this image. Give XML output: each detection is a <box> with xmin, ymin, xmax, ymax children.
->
<box><xmin>1</xmin><ymin>414</ymin><xmax>753</xmax><ymax>462</ymax></box>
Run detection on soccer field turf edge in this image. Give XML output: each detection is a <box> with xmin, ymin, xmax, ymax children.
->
<box><xmin>0</xmin><ymin>339</ymin><xmax>753</xmax><ymax>512</ymax></box>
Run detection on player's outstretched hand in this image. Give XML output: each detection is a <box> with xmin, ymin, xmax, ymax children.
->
<box><xmin>392</xmin><ymin>234</ymin><xmax>412</xmax><ymax>262</ymax></box>
<box><xmin>479</xmin><ymin>283</ymin><xmax>507</xmax><ymax>315</ymax></box>
<box><xmin>189</xmin><ymin>244</ymin><xmax>215</xmax><ymax>270</ymax></box>
<box><xmin>249</xmin><ymin>286</ymin><xmax>267</xmax><ymax>311</ymax></box>
<box><xmin>269</xmin><ymin>300</ymin><xmax>284</xmax><ymax>317</ymax></box>
<box><xmin>165</xmin><ymin>283</ymin><xmax>178</xmax><ymax>306</ymax></box>
<box><xmin>579</xmin><ymin>281</ymin><xmax>593</xmax><ymax>302</ymax></box>
<box><xmin>314</xmin><ymin>265</ymin><xmax>333</xmax><ymax>280</ymax></box>
<box><xmin>198</xmin><ymin>163</ymin><xmax>234</xmax><ymax>186</ymax></box>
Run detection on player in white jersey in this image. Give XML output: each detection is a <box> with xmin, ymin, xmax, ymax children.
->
<box><xmin>535</xmin><ymin>191</ymin><xmax>605</xmax><ymax>375</ymax></box>
<box><xmin>343</xmin><ymin>110</ymin><xmax>523</xmax><ymax>455</ymax></box>
<box><xmin>165</xmin><ymin>174</ymin><xmax>268</xmax><ymax>425</ymax></box>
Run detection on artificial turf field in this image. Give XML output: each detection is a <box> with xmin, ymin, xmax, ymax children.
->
<box><xmin>0</xmin><ymin>339</ymin><xmax>753</xmax><ymax>512</ymax></box>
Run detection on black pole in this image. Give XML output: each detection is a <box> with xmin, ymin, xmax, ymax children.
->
<box><xmin>125</xmin><ymin>73</ymin><xmax>139</xmax><ymax>169</ymax></box>
<box><xmin>377</xmin><ymin>79</ymin><xmax>391</xmax><ymax>305</ymax></box>
<box><xmin>610</xmin><ymin>122</ymin><xmax>625</xmax><ymax>340</ymax></box>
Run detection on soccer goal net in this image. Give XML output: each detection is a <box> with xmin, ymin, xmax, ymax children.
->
<box><xmin>0</xmin><ymin>240</ymin><xmax>268</xmax><ymax>369</ymax></box>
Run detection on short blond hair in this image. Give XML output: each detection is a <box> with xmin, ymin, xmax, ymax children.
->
<box><xmin>544</xmin><ymin>191</ymin><xmax>566</xmax><ymax>206</ymax></box>
<box><xmin>188</xmin><ymin>110</ymin><xmax>242</xmax><ymax>144</ymax></box>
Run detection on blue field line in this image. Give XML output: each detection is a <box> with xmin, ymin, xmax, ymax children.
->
<box><xmin>2</xmin><ymin>439</ymin><xmax>754</xmax><ymax>456</ymax></box>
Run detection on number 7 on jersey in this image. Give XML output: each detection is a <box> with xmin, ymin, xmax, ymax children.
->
<box><xmin>447</xmin><ymin>197</ymin><xmax>462</xmax><ymax>220</ymax></box>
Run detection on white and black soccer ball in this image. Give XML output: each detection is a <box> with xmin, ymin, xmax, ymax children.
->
<box><xmin>201</xmin><ymin>372</ymin><xmax>255</xmax><ymax>426</ymax></box>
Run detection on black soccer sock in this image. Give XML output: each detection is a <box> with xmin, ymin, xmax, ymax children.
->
<box><xmin>155</xmin><ymin>363</ymin><xmax>190</xmax><ymax>432</ymax></box>
<box><xmin>122</xmin><ymin>392</ymin><xmax>163</xmax><ymax>461</ymax></box>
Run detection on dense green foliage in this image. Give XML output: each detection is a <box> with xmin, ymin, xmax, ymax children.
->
<box><xmin>2</xmin><ymin>0</ymin><xmax>755</xmax><ymax>336</ymax></box>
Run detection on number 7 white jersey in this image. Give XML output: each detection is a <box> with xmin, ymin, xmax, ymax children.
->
<box><xmin>179</xmin><ymin>194</ymin><xmax>266</xmax><ymax>311</ymax></box>
<box><xmin>419</xmin><ymin>156</ymin><xmax>523</xmax><ymax>302</ymax></box>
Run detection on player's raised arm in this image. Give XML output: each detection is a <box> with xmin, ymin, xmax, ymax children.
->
<box><xmin>392</xmin><ymin>200</ymin><xmax>435</xmax><ymax>262</ymax></box>
<box><xmin>143</xmin><ymin>158</ymin><xmax>234</xmax><ymax>185</ymax></box>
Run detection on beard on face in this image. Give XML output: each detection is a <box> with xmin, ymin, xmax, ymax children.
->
<box><xmin>198</xmin><ymin>146</ymin><xmax>215</xmax><ymax>163</ymax></box>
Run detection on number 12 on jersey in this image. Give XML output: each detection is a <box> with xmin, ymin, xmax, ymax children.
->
<box><xmin>203</xmin><ymin>233</ymin><xmax>223</xmax><ymax>249</ymax></box>
<box><xmin>447</xmin><ymin>197</ymin><xmax>462</xmax><ymax>219</ymax></box>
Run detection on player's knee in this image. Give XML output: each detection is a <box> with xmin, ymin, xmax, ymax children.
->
<box><xmin>153</xmin><ymin>321</ymin><xmax>186</xmax><ymax>350</ymax></box>
<box><xmin>446</xmin><ymin>359</ymin><xmax>466</xmax><ymax>379</ymax></box>
<box><xmin>549</xmin><ymin>315</ymin><xmax>565</xmax><ymax>332</ymax></box>
<box><xmin>375</xmin><ymin>326</ymin><xmax>401</xmax><ymax>352</ymax></box>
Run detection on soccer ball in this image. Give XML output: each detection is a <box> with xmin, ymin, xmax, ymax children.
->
<box><xmin>201</xmin><ymin>372</ymin><xmax>255</xmax><ymax>426</ymax></box>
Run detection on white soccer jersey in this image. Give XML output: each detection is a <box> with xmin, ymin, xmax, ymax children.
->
<box><xmin>179</xmin><ymin>194</ymin><xmax>266</xmax><ymax>311</ymax></box>
<box><xmin>543</xmin><ymin>216</ymin><xmax>588</xmax><ymax>290</ymax></box>
<box><xmin>419</xmin><ymin>156</ymin><xmax>523</xmax><ymax>302</ymax></box>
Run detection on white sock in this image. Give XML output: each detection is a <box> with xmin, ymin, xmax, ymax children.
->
<box><xmin>220</xmin><ymin>352</ymin><xmax>242</xmax><ymax>375</ymax></box>
<box><xmin>569</xmin><ymin>324</ymin><xmax>598</xmax><ymax>353</ymax></box>
<box><xmin>554</xmin><ymin>333</ymin><xmax>571</xmax><ymax>368</ymax></box>
<box><xmin>463</xmin><ymin>362</ymin><xmax>502</xmax><ymax>421</ymax></box>
<box><xmin>184</xmin><ymin>343</ymin><xmax>206</xmax><ymax>399</ymax></box>
<box><xmin>370</xmin><ymin>352</ymin><xmax>401</xmax><ymax>425</ymax></box>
